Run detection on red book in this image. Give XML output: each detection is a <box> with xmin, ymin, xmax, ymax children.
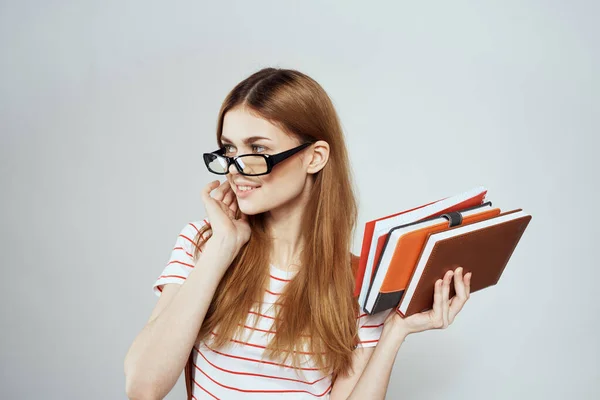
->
<box><xmin>354</xmin><ymin>200</ymin><xmax>437</xmax><ymax>298</ymax></box>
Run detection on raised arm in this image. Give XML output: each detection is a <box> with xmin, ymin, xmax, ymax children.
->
<box><xmin>125</xmin><ymin>179</ymin><xmax>250</xmax><ymax>399</ymax></box>
<box><xmin>332</xmin><ymin>267</ymin><xmax>472</xmax><ymax>399</ymax></box>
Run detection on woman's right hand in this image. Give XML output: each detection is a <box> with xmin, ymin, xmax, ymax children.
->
<box><xmin>200</xmin><ymin>180</ymin><xmax>251</xmax><ymax>257</ymax></box>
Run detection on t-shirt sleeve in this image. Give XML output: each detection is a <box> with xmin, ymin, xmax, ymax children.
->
<box><xmin>152</xmin><ymin>219</ymin><xmax>210</xmax><ymax>296</ymax></box>
<box><xmin>356</xmin><ymin>301</ymin><xmax>392</xmax><ymax>348</ymax></box>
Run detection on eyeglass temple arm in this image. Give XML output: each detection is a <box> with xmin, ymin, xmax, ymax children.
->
<box><xmin>268</xmin><ymin>142</ymin><xmax>314</xmax><ymax>165</ymax></box>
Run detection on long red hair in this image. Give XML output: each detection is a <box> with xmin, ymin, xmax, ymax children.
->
<box><xmin>187</xmin><ymin>68</ymin><xmax>360</xmax><ymax>387</ymax></box>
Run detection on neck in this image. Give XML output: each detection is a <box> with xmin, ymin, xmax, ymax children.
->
<box><xmin>265</xmin><ymin>180</ymin><xmax>313</xmax><ymax>273</ymax></box>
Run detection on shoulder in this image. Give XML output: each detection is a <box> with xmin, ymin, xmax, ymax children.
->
<box><xmin>166</xmin><ymin>218</ymin><xmax>212</xmax><ymax>260</ymax></box>
<box><xmin>185</xmin><ymin>218</ymin><xmax>211</xmax><ymax>234</ymax></box>
<box><xmin>176</xmin><ymin>218</ymin><xmax>211</xmax><ymax>243</ymax></box>
<box><xmin>152</xmin><ymin>218</ymin><xmax>211</xmax><ymax>296</ymax></box>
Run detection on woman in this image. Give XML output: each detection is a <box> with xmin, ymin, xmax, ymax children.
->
<box><xmin>124</xmin><ymin>67</ymin><xmax>472</xmax><ymax>400</ymax></box>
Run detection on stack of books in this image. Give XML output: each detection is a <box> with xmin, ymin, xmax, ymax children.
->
<box><xmin>355</xmin><ymin>187</ymin><xmax>532</xmax><ymax>317</ymax></box>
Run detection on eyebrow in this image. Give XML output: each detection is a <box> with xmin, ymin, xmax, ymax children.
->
<box><xmin>220</xmin><ymin>135</ymin><xmax>272</xmax><ymax>145</ymax></box>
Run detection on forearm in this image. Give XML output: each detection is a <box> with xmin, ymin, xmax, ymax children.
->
<box><xmin>347</xmin><ymin>324</ymin><xmax>408</xmax><ymax>400</ymax></box>
<box><xmin>124</xmin><ymin>240</ymin><xmax>233</xmax><ymax>398</ymax></box>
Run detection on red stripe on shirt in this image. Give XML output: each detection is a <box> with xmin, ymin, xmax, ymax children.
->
<box><xmin>192</xmin><ymin>378</ymin><xmax>219</xmax><ymax>399</ymax></box>
<box><xmin>195</xmin><ymin>350</ymin><xmax>330</xmax><ymax>385</ymax></box>
<box><xmin>180</xmin><ymin>233</ymin><xmax>202</xmax><ymax>252</ymax></box>
<box><xmin>208</xmin><ymin>332</ymin><xmax>322</xmax><ymax>355</ymax></box>
<box><xmin>269</xmin><ymin>274</ymin><xmax>291</xmax><ymax>282</ymax></box>
<box><xmin>172</xmin><ymin>246</ymin><xmax>194</xmax><ymax>259</ymax></box>
<box><xmin>167</xmin><ymin>259</ymin><xmax>195</xmax><ymax>269</ymax></box>
<box><xmin>194</xmin><ymin>363</ymin><xmax>332</xmax><ymax>397</ymax></box>
<box><xmin>361</xmin><ymin>323</ymin><xmax>384</xmax><ymax>328</ymax></box>
<box><xmin>189</xmin><ymin>222</ymin><xmax>201</xmax><ymax>234</ymax></box>
<box><xmin>239</xmin><ymin>324</ymin><xmax>312</xmax><ymax>338</ymax></box>
<box><xmin>358</xmin><ymin>339</ymin><xmax>379</xmax><ymax>345</ymax></box>
<box><xmin>198</xmin><ymin>344</ymin><xmax>329</xmax><ymax>372</ymax></box>
<box><xmin>248</xmin><ymin>310</ymin><xmax>277</xmax><ymax>320</ymax></box>
<box><xmin>240</xmin><ymin>324</ymin><xmax>276</xmax><ymax>334</ymax></box>
<box><xmin>253</xmin><ymin>300</ymin><xmax>285</xmax><ymax>307</ymax></box>
<box><xmin>158</xmin><ymin>274</ymin><xmax>186</xmax><ymax>280</ymax></box>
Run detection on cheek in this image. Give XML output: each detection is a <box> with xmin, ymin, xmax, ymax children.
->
<box><xmin>238</xmin><ymin>163</ymin><xmax>306</xmax><ymax>213</ymax></box>
<box><xmin>263</xmin><ymin>161</ymin><xmax>306</xmax><ymax>194</ymax></box>
<box><xmin>265</xmin><ymin>177</ymin><xmax>304</xmax><ymax>199</ymax></box>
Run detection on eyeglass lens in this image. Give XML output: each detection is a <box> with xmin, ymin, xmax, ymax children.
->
<box><xmin>207</xmin><ymin>154</ymin><xmax>268</xmax><ymax>176</ymax></box>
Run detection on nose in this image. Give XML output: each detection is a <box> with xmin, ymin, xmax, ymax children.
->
<box><xmin>228</xmin><ymin>159</ymin><xmax>240</xmax><ymax>175</ymax></box>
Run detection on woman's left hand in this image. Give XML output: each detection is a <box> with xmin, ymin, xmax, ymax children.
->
<box><xmin>384</xmin><ymin>267</ymin><xmax>472</xmax><ymax>335</ymax></box>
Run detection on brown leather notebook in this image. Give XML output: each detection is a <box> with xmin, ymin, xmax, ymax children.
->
<box><xmin>396</xmin><ymin>209</ymin><xmax>532</xmax><ymax>317</ymax></box>
<box><xmin>364</xmin><ymin>203</ymin><xmax>500</xmax><ymax>315</ymax></box>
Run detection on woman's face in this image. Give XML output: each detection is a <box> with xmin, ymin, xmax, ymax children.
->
<box><xmin>220</xmin><ymin>107</ymin><xmax>312</xmax><ymax>215</ymax></box>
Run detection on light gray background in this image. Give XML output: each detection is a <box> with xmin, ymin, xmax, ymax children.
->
<box><xmin>1</xmin><ymin>1</ymin><xmax>598</xmax><ymax>399</ymax></box>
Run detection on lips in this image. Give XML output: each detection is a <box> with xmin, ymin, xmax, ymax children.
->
<box><xmin>233</xmin><ymin>181</ymin><xmax>261</xmax><ymax>195</ymax></box>
<box><xmin>233</xmin><ymin>181</ymin><xmax>260</xmax><ymax>188</ymax></box>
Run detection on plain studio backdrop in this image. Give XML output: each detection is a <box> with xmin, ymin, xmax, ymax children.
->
<box><xmin>1</xmin><ymin>1</ymin><xmax>598</xmax><ymax>399</ymax></box>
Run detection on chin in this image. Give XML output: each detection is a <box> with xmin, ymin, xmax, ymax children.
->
<box><xmin>237</xmin><ymin>200</ymin><xmax>268</xmax><ymax>216</ymax></box>
<box><xmin>236</xmin><ymin>186</ymin><xmax>301</xmax><ymax>216</ymax></box>
<box><xmin>238</xmin><ymin>195</ymin><xmax>288</xmax><ymax>216</ymax></box>
<box><xmin>239</xmin><ymin>206</ymin><xmax>263</xmax><ymax>216</ymax></box>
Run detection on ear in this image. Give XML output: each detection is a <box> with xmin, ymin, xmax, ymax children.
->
<box><xmin>306</xmin><ymin>140</ymin><xmax>330</xmax><ymax>174</ymax></box>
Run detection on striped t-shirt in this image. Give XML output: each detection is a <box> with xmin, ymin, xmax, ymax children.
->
<box><xmin>153</xmin><ymin>220</ymin><xmax>391</xmax><ymax>399</ymax></box>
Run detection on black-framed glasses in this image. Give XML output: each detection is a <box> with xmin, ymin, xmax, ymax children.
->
<box><xmin>203</xmin><ymin>141</ymin><xmax>314</xmax><ymax>176</ymax></box>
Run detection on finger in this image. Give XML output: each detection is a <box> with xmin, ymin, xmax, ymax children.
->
<box><xmin>449</xmin><ymin>267</ymin><xmax>466</xmax><ymax>324</ymax></box>
<box><xmin>201</xmin><ymin>180</ymin><xmax>221</xmax><ymax>204</ymax></box>
<box><xmin>229</xmin><ymin>195</ymin><xmax>239</xmax><ymax>214</ymax></box>
<box><xmin>453</xmin><ymin>267</ymin><xmax>466</xmax><ymax>299</ymax></box>
<box><xmin>442</xmin><ymin>270</ymin><xmax>452</xmax><ymax>328</ymax></box>
<box><xmin>218</xmin><ymin>184</ymin><xmax>240</xmax><ymax>218</ymax></box>
<box><xmin>431</xmin><ymin>279</ymin><xmax>443</xmax><ymax>328</ymax></box>
<box><xmin>212</xmin><ymin>180</ymin><xmax>230</xmax><ymax>202</ymax></box>
<box><xmin>217</xmin><ymin>197</ymin><xmax>235</xmax><ymax>219</ymax></box>
<box><xmin>222</xmin><ymin>186</ymin><xmax>235</xmax><ymax>207</ymax></box>
<box><xmin>201</xmin><ymin>181</ymin><xmax>229</xmax><ymax>224</ymax></box>
<box><xmin>464</xmin><ymin>272</ymin><xmax>472</xmax><ymax>298</ymax></box>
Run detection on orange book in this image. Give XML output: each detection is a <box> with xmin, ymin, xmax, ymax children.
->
<box><xmin>369</xmin><ymin>196</ymin><xmax>487</xmax><ymax>283</ymax></box>
<box><xmin>382</xmin><ymin>207</ymin><xmax>501</xmax><ymax>293</ymax></box>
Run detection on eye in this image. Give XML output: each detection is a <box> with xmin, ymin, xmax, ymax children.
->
<box><xmin>221</xmin><ymin>144</ymin><xmax>266</xmax><ymax>155</ymax></box>
<box><xmin>223</xmin><ymin>144</ymin><xmax>235</xmax><ymax>155</ymax></box>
